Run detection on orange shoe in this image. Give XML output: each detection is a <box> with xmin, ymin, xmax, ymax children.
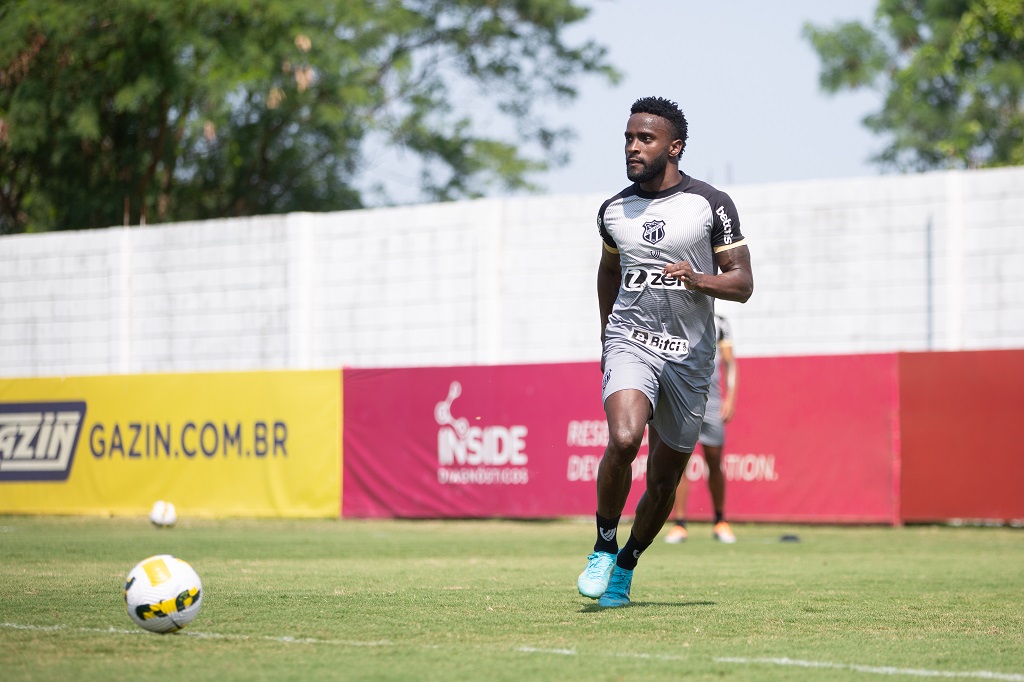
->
<box><xmin>664</xmin><ymin>525</ymin><xmax>688</xmax><ymax>544</ymax></box>
<box><xmin>713</xmin><ymin>521</ymin><xmax>737</xmax><ymax>544</ymax></box>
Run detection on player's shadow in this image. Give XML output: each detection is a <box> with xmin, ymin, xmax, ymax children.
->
<box><xmin>580</xmin><ymin>600</ymin><xmax>714</xmax><ymax>613</ymax></box>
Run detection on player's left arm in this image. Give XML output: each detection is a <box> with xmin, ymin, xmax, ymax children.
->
<box><xmin>663</xmin><ymin>191</ymin><xmax>753</xmax><ymax>302</ymax></box>
<box><xmin>664</xmin><ymin>244</ymin><xmax>753</xmax><ymax>302</ymax></box>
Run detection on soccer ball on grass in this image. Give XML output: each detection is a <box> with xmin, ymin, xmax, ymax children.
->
<box><xmin>123</xmin><ymin>554</ymin><xmax>203</xmax><ymax>633</ymax></box>
<box><xmin>149</xmin><ymin>500</ymin><xmax>177</xmax><ymax>527</ymax></box>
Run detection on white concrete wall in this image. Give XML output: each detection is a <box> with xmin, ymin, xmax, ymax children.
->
<box><xmin>715</xmin><ymin>167</ymin><xmax>1024</xmax><ymax>356</ymax></box>
<box><xmin>2</xmin><ymin>167</ymin><xmax>1022</xmax><ymax>377</ymax></box>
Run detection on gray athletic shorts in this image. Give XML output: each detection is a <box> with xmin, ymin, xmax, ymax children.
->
<box><xmin>601</xmin><ymin>339</ymin><xmax>711</xmax><ymax>453</ymax></box>
<box><xmin>698</xmin><ymin>408</ymin><xmax>724</xmax><ymax>447</ymax></box>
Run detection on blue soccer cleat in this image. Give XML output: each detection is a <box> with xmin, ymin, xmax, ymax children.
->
<box><xmin>577</xmin><ymin>551</ymin><xmax>616</xmax><ymax>599</ymax></box>
<box><xmin>598</xmin><ymin>565</ymin><xmax>633</xmax><ymax>608</ymax></box>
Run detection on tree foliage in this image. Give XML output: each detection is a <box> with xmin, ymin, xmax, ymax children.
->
<box><xmin>803</xmin><ymin>0</ymin><xmax>1024</xmax><ymax>172</ymax></box>
<box><xmin>0</xmin><ymin>0</ymin><xmax>618</xmax><ymax>233</ymax></box>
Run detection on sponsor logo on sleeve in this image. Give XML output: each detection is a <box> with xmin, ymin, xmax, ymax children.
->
<box><xmin>715</xmin><ymin>205</ymin><xmax>734</xmax><ymax>244</ymax></box>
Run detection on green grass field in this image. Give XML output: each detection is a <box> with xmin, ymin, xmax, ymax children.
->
<box><xmin>1</xmin><ymin>516</ymin><xmax>1022</xmax><ymax>681</ymax></box>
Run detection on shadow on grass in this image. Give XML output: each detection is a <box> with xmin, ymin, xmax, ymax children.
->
<box><xmin>579</xmin><ymin>600</ymin><xmax>715</xmax><ymax>613</ymax></box>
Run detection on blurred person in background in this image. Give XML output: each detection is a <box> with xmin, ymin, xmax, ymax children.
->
<box><xmin>664</xmin><ymin>313</ymin><xmax>738</xmax><ymax>544</ymax></box>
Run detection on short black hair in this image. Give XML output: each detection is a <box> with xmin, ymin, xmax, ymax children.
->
<box><xmin>630</xmin><ymin>96</ymin><xmax>688</xmax><ymax>153</ymax></box>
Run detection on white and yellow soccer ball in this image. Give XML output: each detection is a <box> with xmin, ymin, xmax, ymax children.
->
<box><xmin>149</xmin><ymin>500</ymin><xmax>177</xmax><ymax>527</ymax></box>
<box><xmin>123</xmin><ymin>554</ymin><xmax>203</xmax><ymax>633</ymax></box>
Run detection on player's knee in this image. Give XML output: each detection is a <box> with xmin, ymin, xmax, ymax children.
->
<box><xmin>607</xmin><ymin>425</ymin><xmax>643</xmax><ymax>457</ymax></box>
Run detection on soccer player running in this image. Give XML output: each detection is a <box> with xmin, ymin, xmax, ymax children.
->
<box><xmin>665</xmin><ymin>313</ymin><xmax>739</xmax><ymax>545</ymax></box>
<box><xmin>578</xmin><ymin>96</ymin><xmax>753</xmax><ymax>607</ymax></box>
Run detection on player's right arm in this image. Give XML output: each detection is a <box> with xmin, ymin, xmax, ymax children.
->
<box><xmin>596</xmin><ymin>201</ymin><xmax>621</xmax><ymax>349</ymax></box>
<box><xmin>597</xmin><ymin>243</ymin><xmax>621</xmax><ymax>346</ymax></box>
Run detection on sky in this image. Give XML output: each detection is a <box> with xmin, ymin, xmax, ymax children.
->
<box><xmin>358</xmin><ymin>0</ymin><xmax>887</xmax><ymax>203</ymax></box>
<box><xmin>534</xmin><ymin>0</ymin><xmax>886</xmax><ymax>196</ymax></box>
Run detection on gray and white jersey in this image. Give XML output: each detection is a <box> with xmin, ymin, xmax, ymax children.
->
<box><xmin>598</xmin><ymin>172</ymin><xmax>746</xmax><ymax>378</ymax></box>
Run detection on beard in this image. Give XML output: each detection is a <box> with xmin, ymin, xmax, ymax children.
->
<box><xmin>626</xmin><ymin>148</ymin><xmax>670</xmax><ymax>183</ymax></box>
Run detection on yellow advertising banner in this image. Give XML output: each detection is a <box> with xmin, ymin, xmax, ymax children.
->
<box><xmin>0</xmin><ymin>370</ymin><xmax>341</xmax><ymax>518</ymax></box>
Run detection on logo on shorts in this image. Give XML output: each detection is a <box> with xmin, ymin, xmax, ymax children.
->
<box><xmin>602</xmin><ymin>369</ymin><xmax>611</xmax><ymax>391</ymax></box>
<box><xmin>0</xmin><ymin>401</ymin><xmax>87</xmax><ymax>482</ymax></box>
<box><xmin>642</xmin><ymin>220</ymin><xmax>666</xmax><ymax>245</ymax></box>
<box><xmin>630</xmin><ymin>327</ymin><xmax>689</xmax><ymax>355</ymax></box>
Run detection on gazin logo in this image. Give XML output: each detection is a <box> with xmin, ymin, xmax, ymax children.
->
<box><xmin>0</xmin><ymin>401</ymin><xmax>87</xmax><ymax>481</ymax></box>
<box><xmin>435</xmin><ymin>381</ymin><xmax>529</xmax><ymax>485</ymax></box>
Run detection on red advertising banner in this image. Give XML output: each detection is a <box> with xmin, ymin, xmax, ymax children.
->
<box><xmin>342</xmin><ymin>354</ymin><xmax>900</xmax><ymax>523</ymax></box>
<box><xmin>899</xmin><ymin>350</ymin><xmax>1024</xmax><ymax>523</ymax></box>
<box><xmin>342</xmin><ymin>363</ymin><xmax>615</xmax><ymax>518</ymax></box>
<box><xmin>705</xmin><ymin>353</ymin><xmax>900</xmax><ymax>524</ymax></box>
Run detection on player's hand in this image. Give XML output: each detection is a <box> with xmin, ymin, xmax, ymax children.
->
<box><xmin>721</xmin><ymin>398</ymin><xmax>735</xmax><ymax>423</ymax></box>
<box><xmin>662</xmin><ymin>261</ymin><xmax>702</xmax><ymax>291</ymax></box>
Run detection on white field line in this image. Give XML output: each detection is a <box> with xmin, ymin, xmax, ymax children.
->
<box><xmin>4</xmin><ymin>622</ymin><xmax>1023</xmax><ymax>681</ymax></box>
<box><xmin>715</xmin><ymin>657</ymin><xmax>1024</xmax><ymax>681</ymax></box>
<box><xmin>515</xmin><ymin>646</ymin><xmax>692</xmax><ymax>662</ymax></box>
<box><xmin>0</xmin><ymin>622</ymin><xmax>390</xmax><ymax>647</ymax></box>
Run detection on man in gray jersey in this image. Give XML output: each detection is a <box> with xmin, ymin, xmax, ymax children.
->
<box><xmin>577</xmin><ymin>96</ymin><xmax>753</xmax><ymax>607</ymax></box>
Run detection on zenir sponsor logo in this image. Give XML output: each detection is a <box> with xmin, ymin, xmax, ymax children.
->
<box><xmin>622</xmin><ymin>268</ymin><xmax>688</xmax><ymax>292</ymax></box>
<box><xmin>0</xmin><ymin>402</ymin><xmax>87</xmax><ymax>481</ymax></box>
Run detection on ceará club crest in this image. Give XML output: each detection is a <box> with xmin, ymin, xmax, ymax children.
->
<box><xmin>642</xmin><ymin>219</ymin><xmax>665</xmax><ymax>245</ymax></box>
